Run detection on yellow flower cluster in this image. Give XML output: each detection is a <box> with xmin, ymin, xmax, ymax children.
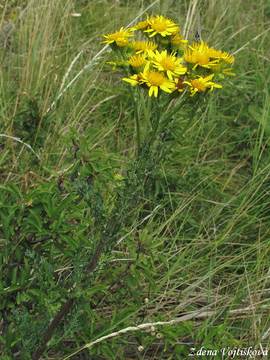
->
<box><xmin>102</xmin><ymin>15</ymin><xmax>235</xmax><ymax>97</ymax></box>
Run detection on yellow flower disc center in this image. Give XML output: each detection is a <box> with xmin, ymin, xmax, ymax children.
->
<box><xmin>160</xmin><ymin>57</ymin><xmax>175</xmax><ymax>70</ymax></box>
<box><xmin>151</xmin><ymin>20</ymin><xmax>168</xmax><ymax>32</ymax></box>
<box><xmin>147</xmin><ymin>72</ymin><xmax>165</xmax><ymax>86</ymax></box>
<box><xmin>196</xmin><ymin>52</ymin><xmax>210</xmax><ymax>65</ymax></box>
<box><xmin>111</xmin><ymin>33</ymin><xmax>120</xmax><ymax>40</ymax></box>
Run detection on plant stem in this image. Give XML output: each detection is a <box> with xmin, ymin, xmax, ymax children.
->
<box><xmin>135</xmin><ymin>107</ymin><xmax>141</xmax><ymax>156</ymax></box>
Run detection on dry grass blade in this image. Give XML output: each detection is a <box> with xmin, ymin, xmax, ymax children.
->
<box><xmin>0</xmin><ymin>134</ymin><xmax>40</xmax><ymax>159</ymax></box>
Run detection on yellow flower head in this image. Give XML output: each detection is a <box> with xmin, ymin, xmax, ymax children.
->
<box><xmin>208</xmin><ymin>48</ymin><xmax>235</xmax><ymax>64</ymax></box>
<box><xmin>151</xmin><ymin>50</ymin><xmax>187</xmax><ymax>80</ymax></box>
<box><xmin>128</xmin><ymin>54</ymin><xmax>147</xmax><ymax>68</ymax></box>
<box><xmin>144</xmin><ymin>15</ymin><xmax>179</xmax><ymax>37</ymax></box>
<box><xmin>102</xmin><ymin>27</ymin><xmax>133</xmax><ymax>47</ymax></box>
<box><xmin>171</xmin><ymin>33</ymin><xmax>188</xmax><ymax>47</ymax></box>
<box><xmin>184</xmin><ymin>42</ymin><xmax>218</xmax><ymax>69</ymax></box>
<box><xmin>131</xmin><ymin>20</ymin><xmax>149</xmax><ymax>31</ymax></box>
<box><xmin>130</xmin><ymin>40</ymin><xmax>158</xmax><ymax>54</ymax></box>
<box><xmin>140</xmin><ymin>63</ymin><xmax>176</xmax><ymax>97</ymax></box>
<box><xmin>122</xmin><ymin>74</ymin><xmax>141</xmax><ymax>87</ymax></box>
<box><xmin>184</xmin><ymin>42</ymin><xmax>235</xmax><ymax>71</ymax></box>
<box><xmin>184</xmin><ymin>74</ymin><xmax>222</xmax><ymax>96</ymax></box>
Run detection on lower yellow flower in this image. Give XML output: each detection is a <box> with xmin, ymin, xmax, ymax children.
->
<box><xmin>102</xmin><ymin>27</ymin><xmax>132</xmax><ymax>47</ymax></box>
<box><xmin>144</xmin><ymin>15</ymin><xmax>179</xmax><ymax>37</ymax></box>
<box><xmin>130</xmin><ymin>40</ymin><xmax>158</xmax><ymax>53</ymax></box>
<box><xmin>128</xmin><ymin>54</ymin><xmax>147</xmax><ymax>68</ymax></box>
<box><xmin>140</xmin><ymin>64</ymin><xmax>175</xmax><ymax>97</ymax></box>
<box><xmin>184</xmin><ymin>74</ymin><xmax>222</xmax><ymax>96</ymax></box>
<box><xmin>151</xmin><ymin>50</ymin><xmax>187</xmax><ymax>80</ymax></box>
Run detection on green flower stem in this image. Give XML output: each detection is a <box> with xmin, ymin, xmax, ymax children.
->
<box><xmin>135</xmin><ymin>102</ymin><xmax>141</xmax><ymax>156</ymax></box>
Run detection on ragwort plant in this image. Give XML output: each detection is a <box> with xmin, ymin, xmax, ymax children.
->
<box><xmin>54</xmin><ymin>14</ymin><xmax>236</xmax><ymax>359</ymax></box>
